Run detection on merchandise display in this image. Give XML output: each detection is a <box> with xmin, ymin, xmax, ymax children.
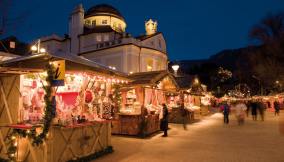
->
<box><xmin>19</xmin><ymin>72</ymin><xmax>125</xmax><ymax>125</ymax></box>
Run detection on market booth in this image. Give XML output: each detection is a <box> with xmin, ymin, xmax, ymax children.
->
<box><xmin>0</xmin><ymin>53</ymin><xmax>129</xmax><ymax>162</ymax></box>
<box><xmin>167</xmin><ymin>76</ymin><xmax>211</xmax><ymax>123</ymax></box>
<box><xmin>111</xmin><ymin>71</ymin><xmax>178</xmax><ymax>136</ymax></box>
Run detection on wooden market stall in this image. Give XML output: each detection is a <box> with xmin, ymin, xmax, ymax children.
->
<box><xmin>168</xmin><ymin>75</ymin><xmax>211</xmax><ymax>123</ymax></box>
<box><xmin>111</xmin><ymin>71</ymin><xmax>178</xmax><ymax>136</ymax></box>
<box><xmin>0</xmin><ymin>53</ymin><xmax>129</xmax><ymax>162</ymax></box>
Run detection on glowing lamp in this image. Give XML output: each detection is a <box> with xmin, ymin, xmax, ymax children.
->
<box><xmin>31</xmin><ymin>45</ymin><xmax>37</xmax><ymax>51</ymax></box>
<box><xmin>172</xmin><ymin>64</ymin><xmax>179</xmax><ymax>76</ymax></box>
<box><xmin>40</xmin><ymin>48</ymin><xmax>46</xmax><ymax>53</ymax></box>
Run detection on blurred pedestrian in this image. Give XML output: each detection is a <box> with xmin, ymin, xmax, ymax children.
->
<box><xmin>235</xmin><ymin>101</ymin><xmax>247</xmax><ymax>125</ymax></box>
<box><xmin>251</xmin><ymin>100</ymin><xmax>258</xmax><ymax>121</ymax></box>
<box><xmin>160</xmin><ymin>103</ymin><xmax>169</xmax><ymax>137</ymax></box>
<box><xmin>220</xmin><ymin>102</ymin><xmax>230</xmax><ymax>124</ymax></box>
<box><xmin>274</xmin><ymin>100</ymin><xmax>280</xmax><ymax>116</ymax></box>
<box><xmin>180</xmin><ymin>103</ymin><xmax>188</xmax><ymax>130</ymax></box>
<box><xmin>245</xmin><ymin>100</ymin><xmax>251</xmax><ymax>117</ymax></box>
<box><xmin>257</xmin><ymin>99</ymin><xmax>265</xmax><ymax>121</ymax></box>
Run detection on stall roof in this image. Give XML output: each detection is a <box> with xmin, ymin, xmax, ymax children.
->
<box><xmin>0</xmin><ymin>52</ymin><xmax>129</xmax><ymax>79</ymax></box>
<box><xmin>127</xmin><ymin>70</ymin><xmax>178</xmax><ymax>89</ymax></box>
<box><xmin>173</xmin><ymin>75</ymin><xmax>194</xmax><ymax>90</ymax></box>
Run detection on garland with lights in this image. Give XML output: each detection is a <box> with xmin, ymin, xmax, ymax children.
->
<box><xmin>112</xmin><ymin>84</ymin><xmax>122</xmax><ymax>110</ymax></box>
<box><xmin>5</xmin><ymin>63</ymin><xmax>55</xmax><ymax>161</ymax></box>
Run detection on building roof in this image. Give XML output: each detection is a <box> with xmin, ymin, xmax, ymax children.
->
<box><xmin>135</xmin><ymin>32</ymin><xmax>162</xmax><ymax>41</ymax></box>
<box><xmin>0</xmin><ymin>36</ymin><xmax>29</xmax><ymax>56</ymax></box>
<box><xmin>85</xmin><ymin>4</ymin><xmax>125</xmax><ymax>21</ymax></box>
<box><xmin>0</xmin><ymin>52</ymin><xmax>128</xmax><ymax>80</ymax></box>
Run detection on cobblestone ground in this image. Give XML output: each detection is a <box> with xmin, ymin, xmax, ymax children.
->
<box><xmin>96</xmin><ymin>111</ymin><xmax>284</xmax><ymax>162</ymax></box>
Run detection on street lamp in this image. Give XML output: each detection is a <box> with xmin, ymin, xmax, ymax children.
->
<box><xmin>172</xmin><ymin>64</ymin><xmax>179</xmax><ymax>76</ymax></box>
<box><xmin>31</xmin><ymin>39</ymin><xmax>46</xmax><ymax>54</ymax></box>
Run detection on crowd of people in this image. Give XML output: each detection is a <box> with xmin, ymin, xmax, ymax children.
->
<box><xmin>220</xmin><ymin>99</ymin><xmax>282</xmax><ymax>125</ymax></box>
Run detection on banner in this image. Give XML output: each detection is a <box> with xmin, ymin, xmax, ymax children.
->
<box><xmin>51</xmin><ymin>60</ymin><xmax>65</xmax><ymax>86</ymax></box>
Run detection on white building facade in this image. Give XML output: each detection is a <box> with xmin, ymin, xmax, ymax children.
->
<box><xmin>40</xmin><ymin>4</ymin><xmax>168</xmax><ymax>74</ymax></box>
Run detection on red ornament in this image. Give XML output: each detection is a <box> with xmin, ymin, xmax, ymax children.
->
<box><xmin>85</xmin><ymin>90</ymin><xmax>93</xmax><ymax>103</ymax></box>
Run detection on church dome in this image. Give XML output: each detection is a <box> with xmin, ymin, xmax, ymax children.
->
<box><xmin>84</xmin><ymin>4</ymin><xmax>126</xmax><ymax>33</ymax></box>
<box><xmin>85</xmin><ymin>4</ymin><xmax>124</xmax><ymax>20</ymax></box>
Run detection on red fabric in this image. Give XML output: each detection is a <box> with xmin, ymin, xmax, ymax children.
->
<box><xmin>56</xmin><ymin>92</ymin><xmax>79</xmax><ymax>106</ymax></box>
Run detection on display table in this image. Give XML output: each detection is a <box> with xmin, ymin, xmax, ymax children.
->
<box><xmin>111</xmin><ymin>114</ymin><xmax>160</xmax><ymax>136</ymax></box>
<box><xmin>4</xmin><ymin>121</ymin><xmax>111</xmax><ymax>162</ymax></box>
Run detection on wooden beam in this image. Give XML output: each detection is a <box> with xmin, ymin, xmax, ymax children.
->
<box><xmin>0</xmin><ymin>80</ymin><xmax>13</xmax><ymax>123</ymax></box>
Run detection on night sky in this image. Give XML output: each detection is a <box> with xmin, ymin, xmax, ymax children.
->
<box><xmin>3</xmin><ymin>0</ymin><xmax>284</xmax><ymax>60</ymax></box>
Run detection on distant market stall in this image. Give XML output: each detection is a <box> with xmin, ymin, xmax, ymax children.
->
<box><xmin>168</xmin><ymin>75</ymin><xmax>211</xmax><ymax>123</ymax></box>
<box><xmin>0</xmin><ymin>53</ymin><xmax>129</xmax><ymax>162</ymax></box>
<box><xmin>111</xmin><ymin>71</ymin><xmax>178</xmax><ymax>136</ymax></box>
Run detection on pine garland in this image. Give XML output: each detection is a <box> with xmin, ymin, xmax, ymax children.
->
<box><xmin>5</xmin><ymin>63</ymin><xmax>56</xmax><ymax>161</ymax></box>
<box><xmin>112</xmin><ymin>84</ymin><xmax>122</xmax><ymax>110</ymax></box>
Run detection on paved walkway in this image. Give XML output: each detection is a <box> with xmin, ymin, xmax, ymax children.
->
<box><xmin>96</xmin><ymin>112</ymin><xmax>284</xmax><ymax>162</ymax></box>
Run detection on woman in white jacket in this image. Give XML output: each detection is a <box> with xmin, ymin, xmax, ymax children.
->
<box><xmin>235</xmin><ymin>101</ymin><xmax>247</xmax><ymax>125</ymax></box>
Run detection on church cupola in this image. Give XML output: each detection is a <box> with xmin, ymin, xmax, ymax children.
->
<box><xmin>84</xmin><ymin>4</ymin><xmax>127</xmax><ymax>33</ymax></box>
<box><xmin>145</xmin><ymin>19</ymin><xmax>157</xmax><ymax>35</ymax></box>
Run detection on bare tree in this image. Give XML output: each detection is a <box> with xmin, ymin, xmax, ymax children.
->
<box><xmin>250</xmin><ymin>12</ymin><xmax>284</xmax><ymax>44</ymax></box>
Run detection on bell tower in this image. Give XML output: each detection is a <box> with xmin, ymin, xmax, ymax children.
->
<box><xmin>145</xmin><ymin>19</ymin><xmax>157</xmax><ymax>35</ymax></box>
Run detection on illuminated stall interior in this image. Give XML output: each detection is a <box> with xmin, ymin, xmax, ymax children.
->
<box><xmin>111</xmin><ymin>71</ymin><xmax>177</xmax><ymax>136</ymax></box>
<box><xmin>1</xmin><ymin>53</ymin><xmax>129</xmax><ymax>125</ymax></box>
<box><xmin>120</xmin><ymin>71</ymin><xmax>177</xmax><ymax>115</ymax></box>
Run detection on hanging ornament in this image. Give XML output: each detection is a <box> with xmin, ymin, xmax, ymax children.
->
<box><xmin>85</xmin><ymin>90</ymin><xmax>94</xmax><ymax>103</ymax></box>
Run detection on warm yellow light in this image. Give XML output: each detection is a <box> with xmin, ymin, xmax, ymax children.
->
<box><xmin>40</xmin><ymin>48</ymin><xmax>46</xmax><ymax>53</ymax></box>
<box><xmin>194</xmin><ymin>78</ymin><xmax>199</xmax><ymax>84</ymax></box>
<box><xmin>31</xmin><ymin>45</ymin><xmax>37</xmax><ymax>51</ymax></box>
<box><xmin>13</xmin><ymin>142</ymin><xmax>17</xmax><ymax>147</ymax></box>
<box><xmin>129</xmin><ymin>71</ymin><xmax>133</xmax><ymax>74</ymax></box>
<box><xmin>172</xmin><ymin>64</ymin><xmax>179</xmax><ymax>71</ymax></box>
<box><xmin>276</xmin><ymin>80</ymin><xmax>279</xmax><ymax>84</ymax></box>
<box><xmin>11</xmin><ymin>136</ymin><xmax>16</xmax><ymax>140</ymax></box>
<box><xmin>147</xmin><ymin>65</ymin><xmax>152</xmax><ymax>71</ymax></box>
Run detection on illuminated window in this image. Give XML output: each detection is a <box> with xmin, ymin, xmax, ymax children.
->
<box><xmin>157</xmin><ymin>60</ymin><xmax>162</xmax><ymax>70</ymax></box>
<box><xmin>102</xmin><ymin>20</ymin><xmax>107</xmax><ymax>24</ymax></box>
<box><xmin>146</xmin><ymin>58</ymin><xmax>153</xmax><ymax>71</ymax></box>
<box><xmin>85</xmin><ymin>20</ymin><xmax>91</xmax><ymax>26</ymax></box>
<box><xmin>92</xmin><ymin>20</ymin><xmax>96</xmax><ymax>26</ymax></box>
<box><xmin>96</xmin><ymin>35</ymin><xmax>102</xmax><ymax>42</ymax></box>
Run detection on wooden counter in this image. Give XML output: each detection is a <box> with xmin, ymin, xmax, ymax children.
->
<box><xmin>1</xmin><ymin>121</ymin><xmax>111</xmax><ymax>162</ymax></box>
<box><xmin>111</xmin><ymin>114</ymin><xmax>160</xmax><ymax>136</ymax></box>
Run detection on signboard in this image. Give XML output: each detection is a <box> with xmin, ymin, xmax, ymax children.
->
<box><xmin>51</xmin><ymin>60</ymin><xmax>65</xmax><ymax>86</ymax></box>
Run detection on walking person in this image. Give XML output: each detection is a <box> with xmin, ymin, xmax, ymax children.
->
<box><xmin>235</xmin><ymin>101</ymin><xmax>247</xmax><ymax>125</ymax></box>
<box><xmin>221</xmin><ymin>102</ymin><xmax>230</xmax><ymax>124</ymax></box>
<box><xmin>180</xmin><ymin>103</ymin><xmax>188</xmax><ymax>130</ymax></box>
<box><xmin>251</xmin><ymin>100</ymin><xmax>258</xmax><ymax>121</ymax></box>
<box><xmin>160</xmin><ymin>103</ymin><xmax>169</xmax><ymax>137</ymax></box>
<box><xmin>274</xmin><ymin>100</ymin><xmax>280</xmax><ymax>116</ymax></box>
<box><xmin>257</xmin><ymin>99</ymin><xmax>265</xmax><ymax>121</ymax></box>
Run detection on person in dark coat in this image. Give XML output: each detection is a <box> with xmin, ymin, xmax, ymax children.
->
<box><xmin>257</xmin><ymin>99</ymin><xmax>265</xmax><ymax>121</ymax></box>
<box><xmin>160</xmin><ymin>104</ymin><xmax>169</xmax><ymax>137</ymax></box>
<box><xmin>274</xmin><ymin>100</ymin><xmax>280</xmax><ymax>116</ymax></box>
<box><xmin>180</xmin><ymin>103</ymin><xmax>188</xmax><ymax>130</ymax></box>
<box><xmin>251</xmin><ymin>101</ymin><xmax>258</xmax><ymax>121</ymax></box>
<box><xmin>221</xmin><ymin>102</ymin><xmax>230</xmax><ymax>124</ymax></box>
